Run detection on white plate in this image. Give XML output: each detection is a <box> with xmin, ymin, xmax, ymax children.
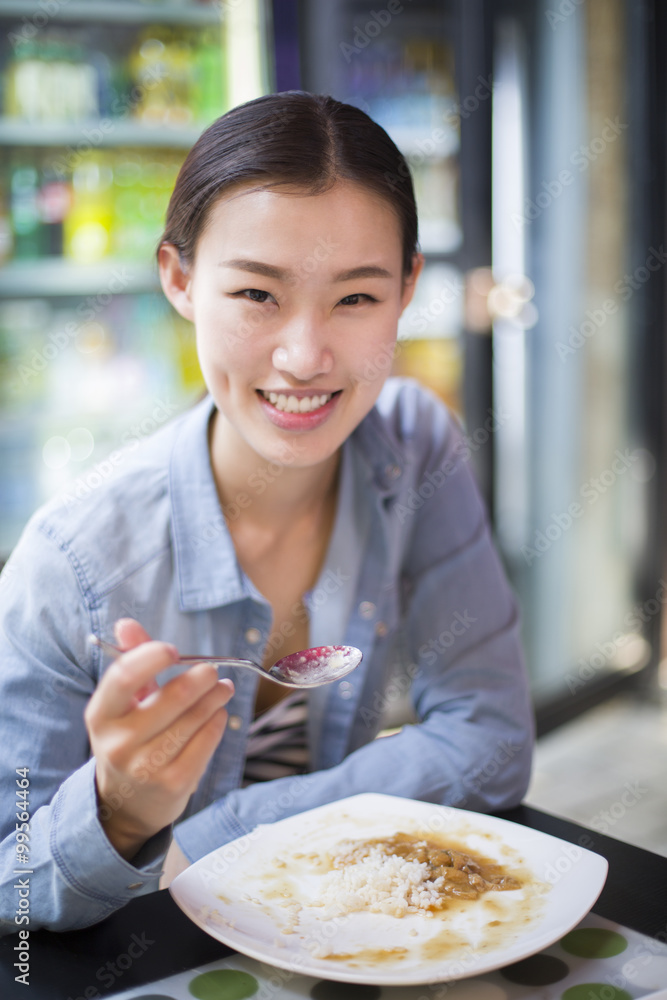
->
<box><xmin>170</xmin><ymin>793</ymin><xmax>608</xmax><ymax>985</ymax></box>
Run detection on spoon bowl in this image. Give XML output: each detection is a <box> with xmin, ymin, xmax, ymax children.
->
<box><xmin>89</xmin><ymin>636</ymin><xmax>362</xmax><ymax>688</ymax></box>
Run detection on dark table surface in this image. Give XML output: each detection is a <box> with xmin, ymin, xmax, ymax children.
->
<box><xmin>2</xmin><ymin>805</ymin><xmax>666</xmax><ymax>1000</ymax></box>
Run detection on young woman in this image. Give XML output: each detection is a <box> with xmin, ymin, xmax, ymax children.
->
<box><xmin>0</xmin><ymin>92</ymin><xmax>534</xmax><ymax>934</ymax></box>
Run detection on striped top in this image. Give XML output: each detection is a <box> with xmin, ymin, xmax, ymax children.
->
<box><xmin>241</xmin><ymin>691</ymin><xmax>309</xmax><ymax>786</ymax></box>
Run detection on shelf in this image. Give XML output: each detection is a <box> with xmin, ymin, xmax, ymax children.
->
<box><xmin>0</xmin><ymin>117</ymin><xmax>209</xmax><ymax>149</ymax></box>
<box><xmin>0</xmin><ymin>1</ymin><xmax>221</xmax><ymax>27</ymax></box>
<box><xmin>0</xmin><ymin>259</ymin><xmax>160</xmax><ymax>297</ymax></box>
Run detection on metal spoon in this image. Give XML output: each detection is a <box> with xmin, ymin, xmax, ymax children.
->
<box><xmin>89</xmin><ymin>635</ymin><xmax>362</xmax><ymax>688</ymax></box>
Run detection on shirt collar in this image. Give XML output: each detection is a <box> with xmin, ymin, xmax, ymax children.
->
<box><xmin>169</xmin><ymin>395</ymin><xmax>250</xmax><ymax>612</ymax></box>
<box><xmin>350</xmin><ymin>400</ymin><xmax>406</xmax><ymax>496</ymax></box>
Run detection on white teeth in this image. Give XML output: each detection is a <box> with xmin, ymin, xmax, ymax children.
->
<box><xmin>262</xmin><ymin>391</ymin><xmax>332</xmax><ymax>413</ymax></box>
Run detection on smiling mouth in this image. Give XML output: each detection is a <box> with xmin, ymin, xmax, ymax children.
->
<box><xmin>259</xmin><ymin>390</ymin><xmax>339</xmax><ymax>414</ymax></box>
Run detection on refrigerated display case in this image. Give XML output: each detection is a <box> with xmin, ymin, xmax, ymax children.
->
<box><xmin>0</xmin><ymin>0</ymin><xmax>272</xmax><ymax>558</ymax></box>
<box><xmin>289</xmin><ymin>0</ymin><xmax>666</xmax><ymax>727</ymax></box>
<box><xmin>490</xmin><ymin>0</ymin><xmax>666</xmax><ymax>726</ymax></box>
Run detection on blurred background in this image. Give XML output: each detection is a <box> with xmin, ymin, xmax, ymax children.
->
<box><xmin>0</xmin><ymin>1</ymin><xmax>665</xmax><ymax>846</ymax></box>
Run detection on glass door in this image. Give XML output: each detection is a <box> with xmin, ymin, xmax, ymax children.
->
<box><xmin>491</xmin><ymin>0</ymin><xmax>664</xmax><ymax>725</ymax></box>
<box><xmin>288</xmin><ymin>0</ymin><xmax>666</xmax><ymax>726</ymax></box>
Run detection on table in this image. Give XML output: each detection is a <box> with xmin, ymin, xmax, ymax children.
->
<box><xmin>1</xmin><ymin>805</ymin><xmax>666</xmax><ymax>1000</ymax></box>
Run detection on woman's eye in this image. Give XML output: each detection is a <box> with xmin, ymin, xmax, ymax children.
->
<box><xmin>242</xmin><ymin>288</ymin><xmax>272</xmax><ymax>303</ymax></box>
<box><xmin>339</xmin><ymin>293</ymin><xmax>374</xmax><ymax>306</ymax></box>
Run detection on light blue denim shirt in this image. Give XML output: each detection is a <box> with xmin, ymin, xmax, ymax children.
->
<box><xmin>0</xmin><ymin>378</ymin><xmax>534</xmax><ymax>935</ymax></box>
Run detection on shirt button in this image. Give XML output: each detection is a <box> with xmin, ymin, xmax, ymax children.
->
<box><xmin>375</xmin><ymin>621</ymin><xmax>388</xmax><ymax>637</ymax></box>
<box><xmin>228</xmin><ymin>714</ymin><xmax>242</xmax><ymax>730</ymax></box>
<box><xmin>359</xmin><ymin>601</ymin><xmax>376</xmax><ymax>619</ymax></box>
<box><xmin>385</xmin><ymin>463</ymin><xmax>402</xmax><ymax>481</ymax></box>
<box><xmin>127</xmin><ymin>882</ymin><xmax>143</xmax><ymax>890</ymax></box>
<box><xmin>245</xmin><ymin>627</ymin><xmax>262</xmax><ymax>645</ymax></box>
<box><xmin>338</xmin><ymin>681</ymin><xmax>353</xmax><ymax>699</ymax></box>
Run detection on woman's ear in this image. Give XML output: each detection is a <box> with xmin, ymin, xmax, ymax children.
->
<box><xmin>400</xmin><ymin>252</ymin><xmax>425</xmax><ymax>314</ymax></box>
<box><xmin>158</xmin><ymin>243</ymin><xmax>195</xmax><ymax>322</ymax></box>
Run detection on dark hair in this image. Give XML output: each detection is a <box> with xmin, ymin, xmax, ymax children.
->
<box><xmin>159</xmin><ymin>91</ymin><xmax>419</xmax><ymax>276</ymax></box>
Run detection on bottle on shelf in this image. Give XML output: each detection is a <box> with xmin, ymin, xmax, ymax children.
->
<box><xmin>2</xmin><ymin>19</ymin><xmax>225</xmax><ymax>127</ymax></box>
<box><xmin>9</xmin><ymin>157</ymin><xmax>43</xmax><ymax>259</ymax></box>
<box><xmin>37</xmin><ymin>163</ymin><xmax>71</xmax><ymax>257</ymax></box>
<box><xmin>63</xmin><ymin>152</ymin><xmax>114</xmax><ymax>263</ymax></box>
<box><xmin>3</xmin><ymin>31</ymin><xmax>101</xmax><ymax>123</ymax></box>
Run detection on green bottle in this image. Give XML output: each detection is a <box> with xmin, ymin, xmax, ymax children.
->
<box><xmin>10</xmin><ymin>160</ymin><xmax>44</xmax><ymax>259</ymax></box>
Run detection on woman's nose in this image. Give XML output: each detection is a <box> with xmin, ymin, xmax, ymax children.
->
<box><xmin>271</xmin><ymin>323</ymin><xmax>334</xmax><ymax>380</ymax></box>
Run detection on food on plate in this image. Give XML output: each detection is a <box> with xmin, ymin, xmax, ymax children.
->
<box><xmin>313</xmin><ymin>832</ymin><xmax>523</xmax><ymax>919</ymax></box>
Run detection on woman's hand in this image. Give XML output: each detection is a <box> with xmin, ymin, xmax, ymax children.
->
<box><xmin>84</xmin><ymin>618</ymin><xmax>234</xmax><ymax>861</ymax></box>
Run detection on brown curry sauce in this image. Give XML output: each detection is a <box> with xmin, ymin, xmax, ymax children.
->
<box><xmin>331</xmin><ymin>831</ymin><xmax>523</xmax><ymax>906</ymax></box>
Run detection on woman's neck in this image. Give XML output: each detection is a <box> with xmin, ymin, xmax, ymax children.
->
<box><xmin>208</xmin><ymin>409</ymin><xmax>341</xmax><ymax>531</ymax></box>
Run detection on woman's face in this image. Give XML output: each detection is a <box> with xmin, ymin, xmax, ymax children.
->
<box><xmin>160</xmin><ymin>180</ymin><xmax>422</xmax><ymax>471</ymax></box>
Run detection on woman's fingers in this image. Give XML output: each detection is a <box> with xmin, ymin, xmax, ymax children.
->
<box><xmin>114</xmin><ymin>619</ymin><xmax>161</xmax><ymax>701</ymax></box>
<box><xmin>114</xmin><ymin>617</ymin><xmax>153</xmax><ymax>649</ymax></box>
<box><xmin>155</xmin><ymin>703</ymin><xmax>231</xmax><ymax>796</ymax></box>
<box><xmin>85</xmin><ymin>619</ymin><xmax>237</xmax><ymax>858</ymax></box>
<box><xmin>87</xmin><ymin>639</ymin><xmax>180</xmax><ymax>721</ymax></box>
<box><xmin>129</xmin><ymin>662</ymin><xmax>232</xmax><ymax>743</ymax></box>
<box><xmin>130</xmin><ymin>677</ymin><xmax>235</xmax><ymax>779</ymax></box>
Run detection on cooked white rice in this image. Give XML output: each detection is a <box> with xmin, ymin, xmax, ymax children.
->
<box><xmin>313</xmin><ymin>845</ymin><xmax>445</xmax><ymax>919</ymax></box>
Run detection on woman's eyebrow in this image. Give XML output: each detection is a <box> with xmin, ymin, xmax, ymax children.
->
<box><xmin>333</xmin><ymin>265</ymin><xmax>393</xmax><ymax>281</ymax></box>
<box><xmin>220</xmin><ymin>258</ymin><xmax>296</xmax><ymax>282</ymax></box>
<box><xmin>219</xmin><ymin>259</ymin><xmax>393</xmax><ymax>283</ymax></box>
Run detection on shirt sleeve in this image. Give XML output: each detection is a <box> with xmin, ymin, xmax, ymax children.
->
<box><xmin>0</xmin><ymin>522</ymin><xmax>169</xmax><ymax>936</ymax></box>
<box><xmin>173</xmin><ymin>389</ymin><xmax>535</xmax><ymax>863</ymax></box>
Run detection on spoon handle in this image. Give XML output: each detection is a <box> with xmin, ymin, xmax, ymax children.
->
<box><xmin>88</xmin><ymin>635</ymin><xmax>261</xmax><ymax>673</ymax></box>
